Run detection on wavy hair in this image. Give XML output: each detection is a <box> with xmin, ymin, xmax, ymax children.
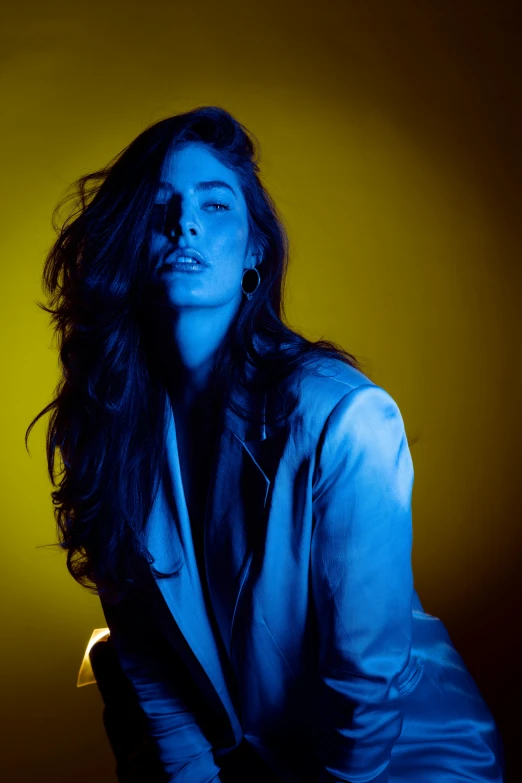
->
<box><xmin>25</xmin><ymin>105</ymin><xmax>366</xmax><ymax>604</ymax></box>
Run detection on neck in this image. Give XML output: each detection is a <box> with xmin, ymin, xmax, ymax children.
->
<box><xmin>155</xmin><ymin>300</ymin><xmax>240</xmax><ymax>410</ymax></box>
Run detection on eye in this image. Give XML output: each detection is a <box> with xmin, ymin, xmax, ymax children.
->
<box><xmin>205</xmin><ymin>202</ymin><xmax>231</xmax><ymax>212</ymax></box>
<box><xmin>150</xmin><ymin>204</ymin><xmax>167</xmax><ymax>229</ymax></box>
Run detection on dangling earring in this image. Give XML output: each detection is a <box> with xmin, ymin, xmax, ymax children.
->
<box><xmin>241</xmin><ymin>266</ymin><xmax>261</xmax><ymax>300</ymax></box>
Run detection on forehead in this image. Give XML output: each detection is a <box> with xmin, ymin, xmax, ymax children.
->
<box><xmin>159</xmin><ymin>143</ymin><xmax>240</xmax><ymax>197</ymax></box>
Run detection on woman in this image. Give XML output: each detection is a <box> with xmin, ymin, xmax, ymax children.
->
<box><xmin>26</xmin><ymin>106</ymin><xmax>505</xmax><ymax>782</ymax></box>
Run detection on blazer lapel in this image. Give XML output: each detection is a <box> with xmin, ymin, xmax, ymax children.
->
<box><xmin>144</xmin><ymin>383</ymin><xmax>284</xmax><ymax>745</ymax></box>
<box><xmin>204</xmin><ymin>391</ymin><xmax>271</xmax><ymax>660</ymax></box>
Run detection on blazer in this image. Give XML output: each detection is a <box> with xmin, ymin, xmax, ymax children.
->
<box><xmin>100</xmin><ymin>357</ymin><xmax>506</xmax><ymax>783</ymax></box>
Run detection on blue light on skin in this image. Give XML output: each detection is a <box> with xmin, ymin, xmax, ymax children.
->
<box><xmin>148</xmin><ymin>141</ymin><xmax>262</xmax><ymax>423</ymax></box>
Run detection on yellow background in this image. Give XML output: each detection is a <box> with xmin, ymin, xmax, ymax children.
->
<box><xmin>1</xmin><ymin>0</ymin><xmax>520</xmax><ymax>780</ymax></box>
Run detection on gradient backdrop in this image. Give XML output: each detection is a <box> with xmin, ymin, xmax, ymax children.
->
<box><xmin>1</xmin><ymin>0</ymin><xmax>520</xmax><ymax>780</ymax></box>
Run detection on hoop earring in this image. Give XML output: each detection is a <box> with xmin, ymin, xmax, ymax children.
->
<box><xmin>241</xmin><ymin>266</ymin><xmax>261</xmax><ymax>300</ymax></box>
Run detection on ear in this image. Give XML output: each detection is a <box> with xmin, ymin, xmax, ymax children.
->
<box><xmin>245</xmin><ymin>248</ymin><xmax>263</xmax><ymax>269</ymax></box>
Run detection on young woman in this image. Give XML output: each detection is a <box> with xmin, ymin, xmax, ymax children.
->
<box><xmin>27</xmin><ymin>106</ymin><xmax>505</xmax><ymax>782</ymax></box>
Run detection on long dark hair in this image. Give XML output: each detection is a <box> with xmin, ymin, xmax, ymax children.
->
<box><xmin>25</xmin><ymin>105</ymin><xmax>367</xmax><ymax>603</ymax></box>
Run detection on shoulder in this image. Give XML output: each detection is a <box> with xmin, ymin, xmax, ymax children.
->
<box><xmin>297</xmin><ymin>355</ymin><xmax>375</xmax><ymax>397</ymax></box>
<box><xmin>278</xmin><ymin>355</ymin><xmax>405</xmax><ymax>444</ymax></box>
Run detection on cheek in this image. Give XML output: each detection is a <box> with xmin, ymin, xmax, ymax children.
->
<box><xmin>211</xmin><ymin>221</ymin><xmax>248</xmax><ymax>265</ymax></box>
<box><xmin>214</xmin><ymin>215</ymin><xmax>247</xmax><ymax>248</ymax></box>
<box><xmin>149</xmin><ymin>233</ymin><xmax>166</xmax><ymax>258</ymax></box>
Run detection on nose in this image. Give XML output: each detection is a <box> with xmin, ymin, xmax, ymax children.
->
<box><xmin>168</xmin><ymin>224</ymin><xmax>197</xmax><ymax>240</ymax></box>
<box><xmin>165</xmin><ymin>200</ymin><xmax>199</xmax><ymax>240</ymax></box>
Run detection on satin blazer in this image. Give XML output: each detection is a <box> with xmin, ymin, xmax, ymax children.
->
<box><xmin>100</xmin><ymin>357</ymin><xmax>505</xmax><ymax>783</ymax></box>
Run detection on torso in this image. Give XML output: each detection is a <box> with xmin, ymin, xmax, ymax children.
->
<box><xmin>173</xmin><ymin>399</ymin><xmax>220</xmax><ymax>566</ymax></box>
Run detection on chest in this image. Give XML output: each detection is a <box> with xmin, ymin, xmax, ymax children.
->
<box><xmin>173</xmin><ymin>408</ymin><xmax>218</xmax><ymax>534</ymax></box>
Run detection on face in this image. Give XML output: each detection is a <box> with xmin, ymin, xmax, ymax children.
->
<box><xmin>149</xmin><ymin>142</ymin><xmax>259</xmax><ymax>310</ymax></box>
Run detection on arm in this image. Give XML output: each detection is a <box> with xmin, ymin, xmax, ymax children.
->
<box><xmin>311</xmin><ymin>384</ymin><xmax>415</xmax><ymax>783</ymax></box>
<box><xmin>100</xmin><ymin>586</ymin><xmax>224</xmax><ymax>783</ymax></box>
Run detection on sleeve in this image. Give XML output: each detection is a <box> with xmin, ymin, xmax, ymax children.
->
<box><xmin>310</xmin><ymin>384</ymin><xmax>415</xmax><ymax>783</ymax></box>
<box><xmin>100</xmin><ymin>588</ymin><xmax>224</xmax><ymax>783</ymax></box>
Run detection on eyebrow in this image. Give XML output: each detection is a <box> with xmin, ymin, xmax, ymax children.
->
<box><xmin>158</xmin><ymin>179</ymin><xmax>237</xmax><ymax>197</ymax></box>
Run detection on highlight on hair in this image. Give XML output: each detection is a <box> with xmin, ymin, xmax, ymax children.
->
<box><xmin>25</xmin><ymin>105</ymin><xmax>367</xmax><ymax>604</ymax></box>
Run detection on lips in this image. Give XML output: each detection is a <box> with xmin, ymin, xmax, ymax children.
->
<box><xmin>164</xmin><ymin>247</ymin><xmax>207</xmax><ymax>267</ymax></box>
